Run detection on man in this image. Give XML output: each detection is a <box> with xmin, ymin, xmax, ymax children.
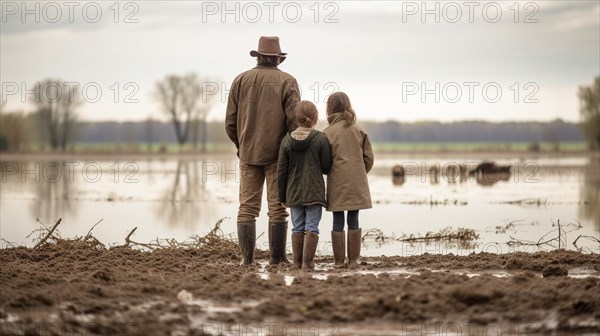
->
<box><xmin>225</xmin><ymin>36</ymin><xmax>300</xmax><ymax>265</ymax></box>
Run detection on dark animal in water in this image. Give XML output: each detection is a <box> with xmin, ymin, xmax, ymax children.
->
<box><xmin>470</xmin><ymin>161</ymin><xmax>512</xmax><ymax>186</ymax></box>
<box><xmin>469</xmin><ymin>162</ymin><xmax>511</xmax><ymax>175</ymax></box>
<box><xmin>392</xmin><ymin>165</ymin><xmax>405</xmax><ymax>177</ymax></box>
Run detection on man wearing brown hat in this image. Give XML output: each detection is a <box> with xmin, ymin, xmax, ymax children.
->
<box><xmin>226</xmin><ymin>36</ymin><xmax>300</xmax><ymax>265</ymax></box>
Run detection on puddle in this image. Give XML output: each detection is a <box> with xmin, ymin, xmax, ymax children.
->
<box><xmin>0</xmin><ymin>313</ymin><xmax>20</xmax><ymax>323</ymax></box>
<box><xmin>184</xmin><ymin>299</ymin><xmax>264</xmax><ymax>314</ymax></box>
<box><xmin>255</xmin><ymin>266</ymin><xmax>600</xmax><ymax>286</ymax></box>
<box><xmin>336</xmin><ymin>326</ymin><xmax>462</xmax><ymax>336</ymax></box>
<box><xmin>566</xmin><ymin>268</ymin><xmax>600</xmax><ymax>279</ymax></box>
<box><xmin>460</xmin><ymin>271</ymin><xmax>510</xmax><ymax>278</ymax></box>
<box><xmin>255</xmin><ymin>265</ymin><xmax>424</xmax><ymax>286</ymax></box>
<box><xmin>312</xmin><ymin>274</ymin><xmax>328</xmax><ymax>281</ymax></box>
<box><xmin>257</xmin><ymin>261</ymin><xmax>270</xmax><ymax>281</ymax></box>
<box><xmin>356</xmin><ymin>269</ymin><xmax>421</xmax><ymax>277</ymax></box>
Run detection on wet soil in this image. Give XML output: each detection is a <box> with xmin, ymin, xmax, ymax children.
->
<box><xmin>1</xmin><ymin>238</ymin><xmax>599</xmax><ymax>336</ymax></box>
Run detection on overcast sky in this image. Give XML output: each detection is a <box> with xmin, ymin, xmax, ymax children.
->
<box><xmin>1</xmin><ymin>1</ymin><xmax>599</xmax><ymax>122</ymax></box>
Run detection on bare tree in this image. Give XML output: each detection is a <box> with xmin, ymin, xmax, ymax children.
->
<box><xmin>155</xmin><ymin>74</ymin><xmax>193</xmax><ymax>146</ymax></box>
<box><xmin>191</xmin><ymin>80</ymin><xmax>218</xmax><ymax>152</ymax></box>
<box><xmin>156</xmin><ymin>73</ymin><xmax>217</xmax><ymax>149</ymax></box>
<box><xmin>578</xmin><ymin>76</ymin><xmax>600</xmax><ymax>149</ymax></box>
<box><xmin>0</xmin><ymin>112</ymin><xmax>29</xmax><ymax>151</ymax></box>
<box><xmin>181</xmin><ymin>74</ymin><xmax>202</xmax><ymax>149</ymax></box>
<box><xmin>29</xmin><ymin>79</ymin><xmax>82</xmax><ymax>150</ymax></box>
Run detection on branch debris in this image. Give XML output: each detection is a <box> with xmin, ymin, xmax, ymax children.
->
<box><xmin>34</xmin><ymin>218</ymin><xmax>62</xmax><ymax>249</ymax></box>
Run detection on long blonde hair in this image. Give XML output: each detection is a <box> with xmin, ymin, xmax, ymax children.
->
<box><xmin>326</xmin><ymin>92</ymin><xmax>356</xmax><ymax>126</ymax></box>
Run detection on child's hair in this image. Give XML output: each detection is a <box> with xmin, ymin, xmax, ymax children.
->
<box><xmin>295</xmin><ymin>100</ymin><xmax>318</xmax><ymax>128</ymax></box>
<box><xmin>326</xmin><ymin>92</ymin><xmax>356</xmax><ymax>126</ymax></box>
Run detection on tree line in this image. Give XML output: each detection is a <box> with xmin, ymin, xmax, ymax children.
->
<box><xmin>66</xmin><ymin>119</ymin><xmax>585</xmax><ymax>145</ymax></box>
<box><xmin>1</xmin><ymin>76</ymin><xmax>599</xmax><ymax>151</ymax></box>
<box><xmin>0</xmin><ymin>74</ymin><xmax>217</xmax><ymax>152</ymax></box>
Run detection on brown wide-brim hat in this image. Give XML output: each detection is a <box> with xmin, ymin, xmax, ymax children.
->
<box><xmin>250</xmin><ymin>36</ymin><xmax>287</xmax><ymax>61</ymax></box>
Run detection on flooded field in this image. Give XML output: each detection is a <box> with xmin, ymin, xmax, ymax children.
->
<box><xmin>1</xmin><ymin>153</ymin><xmax>599</xmax><ymax>335</ymax></box>
<box><xmin>0</xmin><ymin>152</ymin><xmax>598</xmax><ymax>255</ymax></box>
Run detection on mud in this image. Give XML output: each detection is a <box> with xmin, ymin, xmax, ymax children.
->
<box><xmin>1</xmin><ymin>238</ymin><xmax>599</xmax><ymax>336</ymax></box>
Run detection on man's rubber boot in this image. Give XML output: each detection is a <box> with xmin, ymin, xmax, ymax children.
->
<box><xmin>237</xmin><ymin>221</ymin><xmax>256</xmax><ymax>265</ymax></box>
<box><xmin>331</xmin><ymin>230</ymin><xmax>346</xmax><ymax>268</ymax></box>
<box><xmin>269</xmin><ymin>221</ymin><xmax>290</xmax><ymax>264</ymax></box>
<box><xmin>302</xmin><ymin>231</ymin><xmax>319</xmax><ymax>270</ymax></box>
<box><xmin>347</xmin><ymin>228</ymin><xmax>362</xmax><ymax>269</ymax></box>
<box><xmin>291</xmin><ymin>232</ymin><xmax>304</xmax><ymax>269</ymax></box>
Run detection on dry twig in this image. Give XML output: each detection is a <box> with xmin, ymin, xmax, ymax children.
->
<box><xmin>85</xmin><ymin>218</ymin><xmax>104</xmax><ymax>240</ymax></box>
<box><xmin>33</xmin><ymin>218</ymin><xmax>62</xmax><ymax>249</ymax></box>
<box><xmin>572</xmin><ymin>234</ymin><xmax>600</xmax><ymax>251</ymax></box>
<box><xmin>123</xmin><ymin>227</ymin><xmax>138</xmax><ymax>247</ymax></box>
<box><xmin>1</xmin><ymin>238</ymin><xmax>18</xmax><ymax>248</ymax></box>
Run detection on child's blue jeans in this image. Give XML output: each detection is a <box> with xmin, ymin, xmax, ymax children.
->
<box><xmin>290</xmin><ymin>205</ymin><xmax>322</xmax><ymax>234</ymax></box>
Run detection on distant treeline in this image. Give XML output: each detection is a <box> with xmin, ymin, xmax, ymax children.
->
<box><xmin>362</xmin><ymin>120</ymin><xmax>583</xmax><ymax>143</ymax></box>
<box><xmin>75</xmin><ymin>119</ymin><xmax>584</xmax><ymax>144</ymax></box>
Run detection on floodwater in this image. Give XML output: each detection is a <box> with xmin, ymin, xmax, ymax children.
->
<box><xmin>0</xmin><ymin>153</ymin><xmax>598</xmax><ymax>255</ymax></box>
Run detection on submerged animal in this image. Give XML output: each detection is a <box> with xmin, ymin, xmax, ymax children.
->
<box><xmin>392</xmin><ymin>165</ymin><xmax>405</xmax><ymax>177</ymax></box>
<box><xmin>469</xmin><ymin>161</ymin><xmax>512</xmax><ymax>175</ymax></box>
<box><xmin>469</xmin><ymin>161</ymin><xmax>512</xmax><ymax>186</ymax></box>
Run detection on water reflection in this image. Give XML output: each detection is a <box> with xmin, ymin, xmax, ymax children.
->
<box><xmin>154</xmin><ymin>160</ymin><xmax>215</xmax><ymax>229</ymax></box>
<box><xmin>0</xmin><ymin>161</ymin><xmax>79</xmax><ymax>224</ymax></box>
<box><xmin>579</xmin><ymin>156</ymin><xmax>600</xmax><ymax>230</ymax></box>
<box><xmin>392</xmin><ymin>175</ymin><xmax>405</xmax><ymax>186</ymax></box>
<box><xmin>31</xmin><ymin>165</ymin><xmax>78</xmax><ymax>224</ymax></box>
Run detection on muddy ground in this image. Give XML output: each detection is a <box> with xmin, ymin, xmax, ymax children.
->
<box><xmin>1</xmin><ymin>236</ymin><xmax>599</xmax><ymax>336</ymax></box>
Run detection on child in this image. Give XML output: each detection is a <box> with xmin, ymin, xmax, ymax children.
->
<box><xmin>277</xmin><ymin>101</ymin><xmax>332</xmax><ymax>270</ymax></box>
<box><xmin>323</xmin><ymin>92</ymin><xmax>374</xmax><ymax>268</ymax></box>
